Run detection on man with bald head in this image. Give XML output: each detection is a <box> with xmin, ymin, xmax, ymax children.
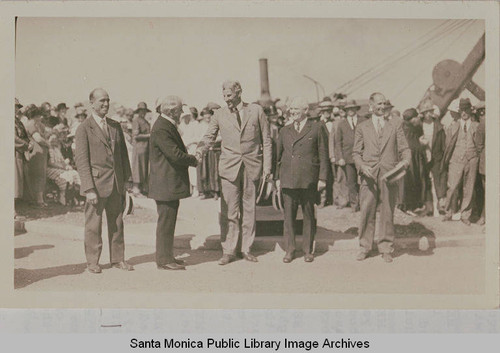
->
<box><xmin>149</xmin><ymin>96</ymin><xmax>198</xmax><ymax>270</ymax></box>
<box><xmin>197</xmin><ymin>80</ymin><xmax>272</xmax><ymax>265</ymax></box>
<box><xmin>275</xmin><ymin>97</ymin><xmax>329</xmax><ymax>263</ymax></box>
<box><xmin>75</xmin><ymin>88</ymin><xmax>133</xmax><ymax>273</ymax></box>
<box><xmin>352</xmin><ymin>92</ymin><xmax>411</xmax><ymax>263</ymax></box>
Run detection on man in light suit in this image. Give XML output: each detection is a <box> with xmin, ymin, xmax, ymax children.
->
<box><xmin>75</xmin><ymin>88</ymin><xmax>133</xmax><ymax>274</ymax></box>
<box><xmin>352</xmin><ymin>92</ymin><xmax>411</xmax><ymax>263</ymax></box>
<box><xmin>196</xmin><ymin>80</ymin><xmax>272</xmax><ymax>265</ymax></box>
<box><xmin>335</xmin><ymin>99</ymin><xmax>365</xmax><ymax>213</ymax></box>
<box><xmin>442</xmin><ymin>98</ymin><xmax>480</xmax><ymax>226</ymax></box>
<box><xmin>149</xmin><ymin>96</ymin><xmax>198</xmax><ymax>270</ymax></box>
<box><xmin>275</xmin><ymin>98</ymin><xmax>329</xmax><ymax>263</ymax></box>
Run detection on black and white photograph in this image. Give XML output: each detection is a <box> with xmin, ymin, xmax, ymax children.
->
<box><xmin>3</xmin><ymin>1</ymin><xmax>499</xmax><ymax>310</ymax></box>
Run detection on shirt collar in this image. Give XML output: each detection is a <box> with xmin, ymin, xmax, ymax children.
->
<box><xmin>92</xmin><ymin>112</ymin><xmax>107</xmax><ymax>125</ymax></box>
<box><xmin>160</xmin><ymin>113</ymin><xmax>178</xmax><ymax>127</ymax></box>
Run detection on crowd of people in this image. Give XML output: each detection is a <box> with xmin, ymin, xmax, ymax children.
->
<box><xmin>14</xmin><ymin>97</ymin><xmax>223</xmax><ymax>215</ymax></box>
<box><xmin>14</xmin><ymin>83</ymin><xmax>486</xmax><ymax>272</ymax></box>
<box><xmin>305</xmin><ymin>94</ymin><xmax>485</xmax><ymax>227</ymax></box>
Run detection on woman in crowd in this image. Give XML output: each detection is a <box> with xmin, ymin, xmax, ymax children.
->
<box><xmin>47</xmin><ymin>134</ymin><xmax>81</xmax><ymax>205</ymax></box>
<box><xmin>401</xmin><ymin>108</ymin><xmax>426</xmax><ymax>215</ymax></box>
<box><xmin>15</xmin><ymin>98</ymin><xmax>32</xmax><ymax>213</ymax></box>
<box><xmin>25</xmin><ymin>104</ymin><xmax>50</xmax><ymax>207</ymax></box>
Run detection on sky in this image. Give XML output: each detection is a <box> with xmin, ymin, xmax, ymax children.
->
<box><xmin>15</xmin><ymin>17</ymin><xmax>485</xmax><ymax>113</ymax></box>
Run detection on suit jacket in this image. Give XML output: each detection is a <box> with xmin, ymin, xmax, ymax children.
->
<box><xmin>276</xmin><ymin>120</ymin><xmax>329</xmax><ymax>189</ymax></box>
<box><xmin>75</xmin><ymin>114</ymin><xmax>131</xmax><ymax>197</ymax></box>
<box><xmin>475</xmin><ymin>119</ymin><xmax>485</xmax><ymax>175</ymax></box>
<box><xmin>197</xmin><ymin>102</ymin><xmax>272</xmax><ymax>182</ymax></box>
<box><xmin>334</xmin><ymin>115</ymin><xmax>366</xmax><ymax>164</ymax></box>
<box><xmin>352</xmin><ymin>115</ymin><xmax>411</xmax><ymax>182</ymax></box>
<box><xmin>148</xmin><ymin>116</ymin><xmax>197</xmax><ymax>201</ymax></box>
<box><xmin>442</xmin><ymin>120</ymin><xmax>480</xmax><ymax>169</ymax></box>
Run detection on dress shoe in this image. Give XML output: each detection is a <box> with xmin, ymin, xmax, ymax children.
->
<box><xmin>442</xmin><ymin>214</ymin><xmax>452</xmax><ymax>222</ymax></box>
<box><xmin>382</xmin><ymin>253</ymin><xmax>393</xmax><ymax>263</ymax></box>
<box><xmin>218</xmin><ymin>254</ymin><xmax>236</xmax><ymax>266</ymax></box>
<box><xmin>157</xmin><ymin>262</ymin><xmax>186</xmax><ymax>270</ymax></box>
<box><xmin>304</xmin><ymin>254</ymin><xmax>314</xmax><ymax>262</ymax></box>
<box><xmin>174</xmin><ymin>258</ymin><xmax>186</xmax><ymax>265</ymax></box>
<box><xmin>283</xmin><ymin>252</ymin><xmax>294</xmax><ymax>263</ymax></box>
<box><xmin>242</xmin><ymin>252</ymin><xmax>258</xmax><ymax>262</ymax></box>
<box><xmin>461</xmin><ymin>218</ymin><xmax>471</xmax><ymax>226</ymax></box>
<box><xmin>477</xmin><ymin>217</ymin><xmax>485</xmax><ymax>226</ymax></box>
<box><xmin>87</xmin><ymin>264</ymin><xmax>102</xmax><ymax>274</ymax></box>
<box><xmin>111</xmin><ymin>261</ymin><xmax>134</xmax><ymax>271</ymax></box>
<box><xmin>356</xmin><ymin>251</ymin><xmax>369</xmax><ymax>261</ymax></box>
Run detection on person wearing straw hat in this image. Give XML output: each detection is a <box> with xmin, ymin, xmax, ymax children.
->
<box><xmin>474</xmin><ymin>101</ymin><xmax>485</xmax><ymax>225</ymax></box>
<box><xmin>131</xmin><ymin>102</ymin><xmax>151</xmax><ymax>196</ymax></box>
<box><xmin>74</xmin><ymin>88</ymin><xmax>133</xmax><ymax>274</ymax></box>
<box><xmin>196</xmin><ymin>80</ymin><xmax>272</xmax><ymax>265</ymax></box>
<box><xmin>441</xmin><ymin>98</ymin><xmax>480</xmax><ymax>226</ymax></box>
<box><xmin>317</xmin><ymin>99</ymin><xmax>335</xmax><ymax>207</ymax></box>
<box><xmin>418</xmin><ymin>99</ymin><xmax>446</xmax><ymax>216</ymax></box>
<box><xmin>275</xmin><ymin>97</ymin><xmax>329</xmax><ymax>263</ymax></box>
<box><xmin>149</xmin><ymin>96</ymin><xmax>198</xmax><ymax>270</ymax></box>
<box><xmin>15</xmin><ymin>98</ymin><xmax>32</xmax><ymax>211</ymax></box>
<box><xmin>352</xmin><ymin>92</ymin><xmax>411</xmax><ymax>263</ymax></box>
<box><xmin>334</xmin><ymin>99</ymin><xmax>365</xmax><ymax>213</ymax></box>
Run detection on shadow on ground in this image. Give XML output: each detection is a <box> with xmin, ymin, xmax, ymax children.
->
<box><xmin>15</xmin><ymin>263</ymin><xmax>87</xmax><ymax>289</ymax></box>
<box><xmin>15</xmin><ymin>244</ymin><xmax>55</xmax><ymax>259</ymax></box>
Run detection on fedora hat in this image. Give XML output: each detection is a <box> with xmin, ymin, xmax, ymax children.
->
<box><xmin>206</xmin><ymin>102</ymin><xmax>222</xmax><ymax>110</ymax></box>
<box><xmin>344</xmin><ymin>99</ymin><xmax>360</xmax><ymax>110</ymax></box>
<box><xmin>458</xmin><ymin>98</ymin><xmax>473</xmax><ymax>114</ymax></box>
<box><xmin>418</xmin><ymin>98</ymin><xmax>435</xmax><ymax>114</ymax></box>
<box><xmin>56</xmin><ymin>103</ymin><xmax>68</xmax><ymax>111</ymax></box>
<box><xmin>15</xmin><ymin>98</ymin><xmax>23</xmax><ymax>108</ymax></box>
<box><xmin>318</xmin><ymin>100</ymin><xmax>334</xmax><ymax>111</ymax></box>
<box><xmin>134</xmin><ymin>102</ymin><xmax>151</xmax><ymax>113</ymax></box>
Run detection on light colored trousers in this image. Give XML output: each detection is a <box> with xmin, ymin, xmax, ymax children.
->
<box><xmin>220</xmin><ymin>165</ymin><xmax>258</xmax><ymax>255</ymax></box>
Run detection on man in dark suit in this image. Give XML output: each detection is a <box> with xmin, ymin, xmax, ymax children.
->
<box><xmin>441</xmin><ymin>98</ymin><xmax>480</xmax><ymax>226</ymax></box>
<box><xmin>75</xmin><ymin>88</ymin><xmax>133</xmax><ymax>274</ymax></box>
<box><xmin>196</xmin><ymin>81</ymin><xmax>272</xmax><ymax>265</ymax></box>
<box><xmin>275</xmin><ymin>97</ymin><xmax>329</xmax><ymax>263</ymax></box>
<box><xmin>352</xmin><ymin>92</ymin><xmax>411</xmax><ymax>263</ymax></box>
<box><xmin>148</xmin><ymin>96</ymin><xmax>198</xmax><ymax>270</ymax></box>
<box><xmin>334</xmin><ymin>99</ymin><xmax>365</xmax><ymax>213</ymax></box>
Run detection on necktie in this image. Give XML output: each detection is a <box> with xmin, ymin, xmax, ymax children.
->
<box><xmin>376</xmin><ymin>118</ymin><xmax>383</xmax><ymax>136</ymax></box>
<box><xmin>233</xmin><ymin>108</ymin><xmax>241</xmax><ymax>128</ymax></box>
<box><xmin>295</xmin><ymin>121</ymin><xmax>300</xmax><ymax>133</ymax></box>
<box><xmin>464</xmin><ymin>123</ymin><xmax>467</xmax><ymax>134</ymax></box>
<box><xmin>101</xmin><ymin>119</ymin><xmax>110</xmax><ymax>141</ymax></box>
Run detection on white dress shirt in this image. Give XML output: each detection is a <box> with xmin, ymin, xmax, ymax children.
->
<box><xmin>347</xmin><ymin>115</ymin><xmax>358</xmax><ymax>130</ymax></box>
<box><xmin>294</xmin><ymin>118</ymin><xmax>308</xmax><ymax>133</ymax></box>
<box><xmin>371</xmin><ymin>114</ymin><xmax>385</xmax><ymax>133</ymax></box>
<box><xmin>92</xmin><ymin>112</ymin><xmax>109</xmax><ymax>138</ymax></box>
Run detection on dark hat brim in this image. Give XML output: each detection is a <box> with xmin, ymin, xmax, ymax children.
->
<box><xmin>134</xmin><ymin>108</ymin><xmax>151</xmax><ymax>113</ymax></box>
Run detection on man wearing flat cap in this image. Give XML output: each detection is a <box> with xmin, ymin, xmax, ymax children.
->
<box><xmin>75</xmin><ymin>88</ymin><xmax>133</xmax><ymax>274</ymax></box>
<box><xmin>335</xmin><ymin>99</ymin><xmax>365</xmax><ymax>213</ymax></box>
<box><xmin>352</xmin><ymin>92</ymin><xmax>411</xmax><ymax>263</ymax></box>
<box><xmin>149</xmin><ymin>96</ymin><xmax>198</xmax><ymax>270</ymax></box>
<box><xmin>442</xmin><ymin>98</ymin><xmax>480</xmax><ymax>225</ymax></box>
<box><xmin>196</xmin><ymin>80</ymin><xmax>272</xmax><ymax>265</ymax></box>
<box><xmin>131</xmin><ymin>102</ymin><xmax>151</xmax><ymax>196</ymax></box>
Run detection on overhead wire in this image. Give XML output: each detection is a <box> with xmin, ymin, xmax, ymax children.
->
<box><xmin>344</xmin><ymin>20</ymin><xmax>472</xmax><ymax>95</ymax></box>
<box><xmin>333</xmin><ymin>19</ymin><xmax>454</xmax><ymax>93</ymax></box>
<box><xmin>392</xmin><ymin>20</ymin><xmax>478</xmax><ymax>102</ymax></box>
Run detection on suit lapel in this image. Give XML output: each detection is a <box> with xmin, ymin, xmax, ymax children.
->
<box><xmin>293</xmin><ymin>120</ymin><xmax>312</xmax><ymax>145</ymax></box>
<box><xmin>88</xmin><ymin>116</ymin><xmax>112</xmax><ymax>150</ymax></box>
<box><xmin>163</xmin><ymin>117</ymin><xmax>187</xmax><ymax>151</ymax></box>
<box><xmin>239</xmin><ymin>103</ymin><xmax>250</xmax><ymax>134</ymax></box>
<box><xmin>379</xmin><ymin>119</ymin><xmax>392</xmax><ymax>150</ymax></box>
<box><xmin>106</xmin><ymin>118</ymin><xmax>117</xmax><ymax>152</ymax></box>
